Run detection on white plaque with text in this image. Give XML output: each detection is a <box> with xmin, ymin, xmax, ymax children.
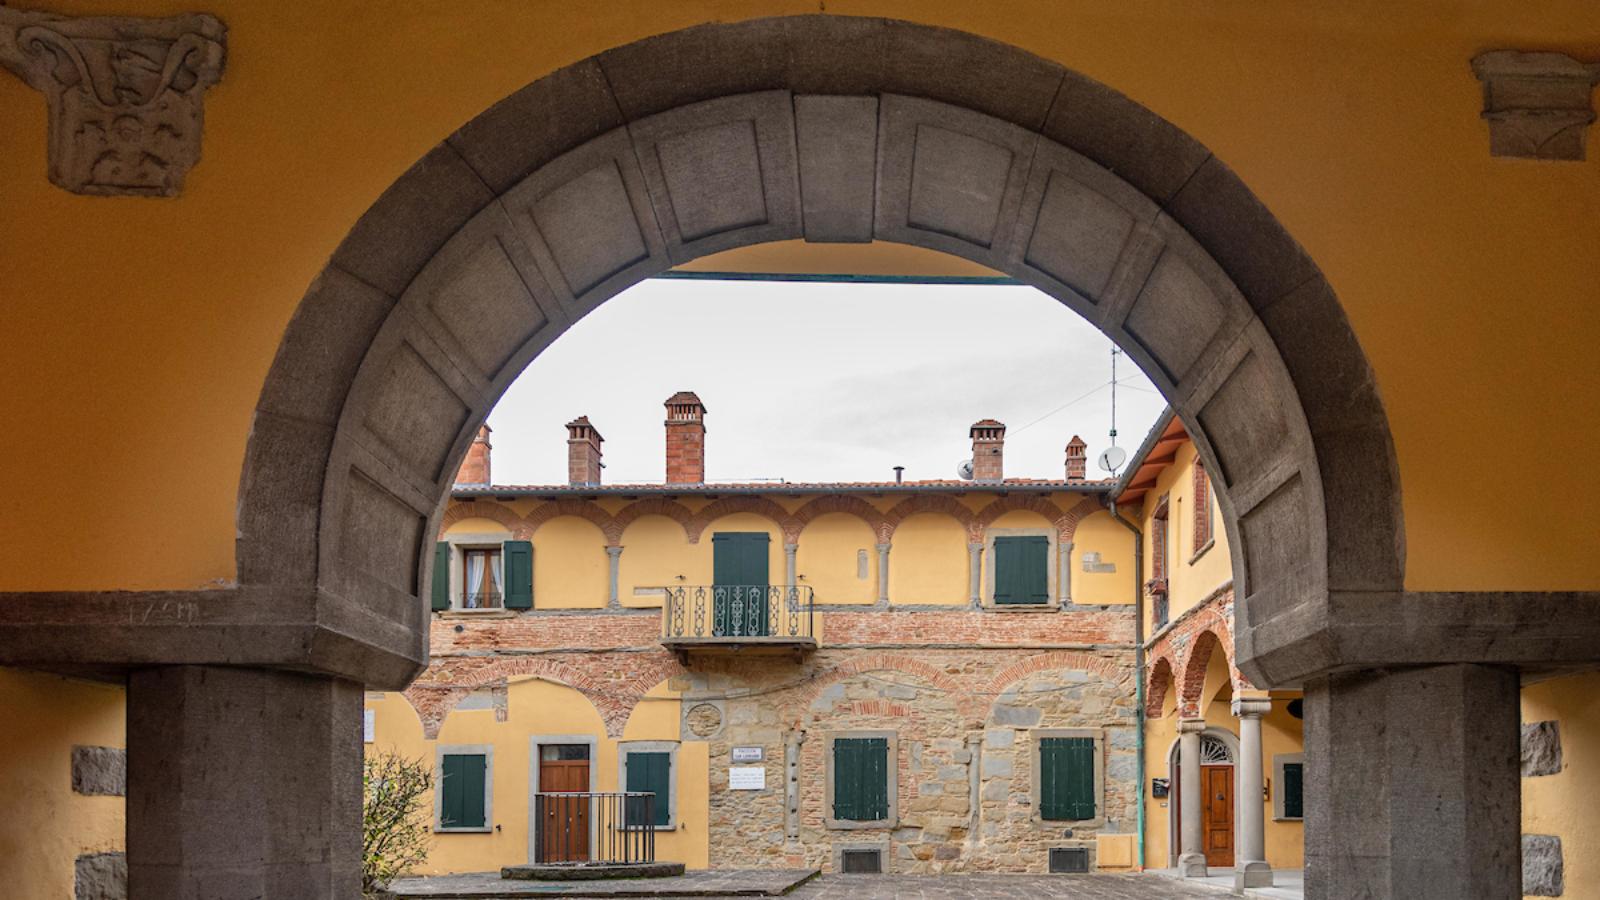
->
<box><xmin>731</xmin><ymin>746</ymin><xmax>764</xmax><ymax>763</ymax></box>
<box><xmin>728</xmin><ymin>766</ymin><xmax>766</xmax><ymax>790</ymax></box>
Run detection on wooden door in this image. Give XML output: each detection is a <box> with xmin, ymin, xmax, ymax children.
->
<box><xmin>1201</xmin><ymin>764</ymin><xmax>1234</xmax><ymax>867</ymax></box>
<box><xmin>712</xmin><ymin>532</ymin><xmax>770</xmax><ymax>636</ymax></box>
<box><xmin>539</xmin><ymin>753</ymin><xmax>590</xmax><ymax>862</ymax></box>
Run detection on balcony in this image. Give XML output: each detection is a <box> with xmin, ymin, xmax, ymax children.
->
<box><xmin>660</xmin><ymin>584</ymin><xmax>816</xmax><ymax>662</ymax></box>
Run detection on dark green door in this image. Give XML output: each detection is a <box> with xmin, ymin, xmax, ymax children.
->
<box><xmin>712</xmin><ymin>532</ymin><xmax>770</xmax><ymax>636</ymax></box>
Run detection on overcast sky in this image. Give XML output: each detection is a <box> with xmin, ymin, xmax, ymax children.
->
<box><xmin>485</xmin><ymin>278</ymin><xmax>1169</xmax><ymax>486</ymax></box>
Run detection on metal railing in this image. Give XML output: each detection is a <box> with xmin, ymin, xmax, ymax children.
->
<box><xmin>662</xmin><ymin>584</ymin><xmax>814</xmax><ymax>641</ymax></box>
<box><xmin>532</xmin><ymin>792</ymin><xmax>657</xmax><ymax>865</ymax></box>
<box><xmin>459</xmin><ymin>589</ymin><xmax>502</xmax><ymax>610</ymax></box>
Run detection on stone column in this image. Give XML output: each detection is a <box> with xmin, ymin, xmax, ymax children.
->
<box><xmin>783</xmin><ymin>542</ymin><xmax>798</xmax><ymax>588</ymax></box>
<box><xmin>965</xmin><ymin>732</ymin><xmax>983</xmax><ymax>848</ymax></box>
<box><xmin>784</xmin><ymin>728</ymin><xmax>805</xmax><ymax>840</ymax></box>
<box><xmin>875</xmin><ymin>543</ymin><xmax>891</xmax><ymax>606</ymax></box>
<box><xmin>1233</xmin><ymin>697</ymin><xmax>1273</xmax><ymax>889</ymax></box>
<box><xmin>606</xmin><ymin>546</ymin><xmax>623</xmax><ymax>609</ymax></box>
<box><xmin>1304</xmin><ymin>664</ymin><xmax>1520</xmax><ymax>900</ymax></box>
<box><xmin>968</xmin><ymin>542</ymin><xmax>983</xmax><ymax>607</ymax></box>
<box><xmin>1059</xmin><ymin>540</ymin><xmax>1073</xmax><ymax>605</ymax></box>
<box><xmin>127</xmin><ymin>666</ymin><xmax>361</xmax><ymax>899</ymax></box>
<box><xmin>1177</xmin><ymin>717</ymin><xmax>1208</xmax><ymax>876</ymax></box>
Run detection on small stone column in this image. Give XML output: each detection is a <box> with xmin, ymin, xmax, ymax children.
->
<box><xmin>1304</xmin><ymin>664</ymin><xmax>1521</xmax><ymax>900</ymax></box>
<box><xmin>875</xmin><ymin>543</ymin><xmax>891</xmax><ymax>606</ymax></box>
<box><xmin>783</xmin><ymin>542</ymin><xmax>798</xmax><ymax>588</ymax></box>
<box><xmin>1177</xmin><ymin>717</ymin><xmax>1208</xmax><ymax>876</ymax></box>
<box><xmin>606</xmin><ymin>546</ymin><xmax>623</xmax><ymax>609</ymax></box>
<box><xmin>966</xmin><ymin>731</ymin><xmax>984</xmax><ymax>847</ymax></box>
<box><xmin>1233</xmin><ymin>697</ymin><xmax>1273</xmax><ymax>889</ymax></box>
<box><xmin>1059</xmin><ymin>540</ymin><xmax>1073</xmax><ymax>605</ymax></box>
<box><xmin>127</xmin><ymin>666</ymin><xmax>362</xmax><ymax>899</ymax></box>
<box><xmin>968</xmin><ymin>542</ymin><xmax>983</xmax><ymax>607</ymax></box>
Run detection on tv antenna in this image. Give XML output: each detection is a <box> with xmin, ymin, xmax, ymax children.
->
<box><xmin>1099</xmin><ymin>345</ymin><xmax>1127</xmax><ymax>475</ymax></box>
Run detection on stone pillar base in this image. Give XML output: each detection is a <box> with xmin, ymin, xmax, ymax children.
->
<box><xmin>1235</xmin><ymin>859</ymin><xmax>1274</xmax><ymax>888</ymax></box>
<box><xmin>128</xmin><ymin>666</ymin><xmax>362</xmax><ymax>900</ymax></box>
<box><xmin>1178</xmin><ymin>852</ymin><xmax>1208</xmax><ymax>876</ymax></box>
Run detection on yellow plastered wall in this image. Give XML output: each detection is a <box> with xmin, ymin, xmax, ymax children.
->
<box><xmin>618</xmin><ymin>515</ymin><xmax>693</xmax><ymax>608</ymax></box>
<box><xmin>887</xmin><ymin>513</ymin><xmax>968</xmax><ymax>605</ymax></box>
<box><xmin>796</xmin><ymin>513</ymin><xmax>876</xmax><ymax>606</ymax></box>
<box><xmin>1143</xmin><ymin>679</ymin><xmax>1180</xmax><ymax>867</ymax></box>
<box><xmin>0</xmin><ymin>668</ymin><xmax>126</xmax><ymax>899</ymax></box>
<box><xmin>1141</xmin><ymin>442</ymin><xmax>1232</xmax><ymax>634</ymax></box>
<box><xmin>533</xmin><ymin>518</ymin><xmax>609</xmax><ymax>609</ymax></box>
<box><xmin>1070</xmin><ymin>509</ymin><xmax>1137</xmax><ymax>605</ymax></box>
<box><xmin>1260</xmin><ymin>696</ymin><xmax>1306</xmax><ymax>869</ymax></box>
<box><xmin>685</xmin><ymin>514</ymin><xmax>787</xmax><ymax>586</ymax></box>
<box><xmin>1521</xmin><ymin>671</ymin><xmax>1600</xmax><ymax>900</ymax></box>
<box><xmin>364</xmin><ymin>678</ymin><xmax>709</xmax><ymax>874</ymax></box>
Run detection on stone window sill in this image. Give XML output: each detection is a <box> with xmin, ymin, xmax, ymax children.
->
<box><xmin>434</xmin><ymin>825</ymin><xmax>493</xmax><ymax>834</ymax></box>
<box><xmin>1272</xmin><ymin>816</ymin><xmax>1303</xmax><ymax>823</ymax></box>
<box><xmin>985</xmin><ymin>603</ymin><xmax>1059</xmax><ymax>613</ymax></box>
<box><xmin>438</xmin><ymin>608</ymin><xmax>517</xmax><ymax>619</ymax></box>
<box><xmin>1188</xmin><ymin>539</ymin><xmax>1215</xmax><ymax>566</ymax></box>
<box><xmin>826</xmin><ymin>819</ymin><xmax>895</xmax><ymax>831</ymax></box>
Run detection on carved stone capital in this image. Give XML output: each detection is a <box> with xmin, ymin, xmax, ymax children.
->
<box><xmin>1231</xmin><ymin>696</ymin><xmax>1272</xmax><ymax>719</ymax></box>
<box><xmin>1471</xmin><ymin>51</ymin><xmax>1600</xmax><ymax>161</ymax></box>
<box><xmin>0</xmin><ymin>6</ymin><xmax>226</xmax><ymax>195</ymax></box>
<box><xmin>1177</xmin><ymin>717</ymin><xmax>1208</xmax><ymax>735</ymax></box>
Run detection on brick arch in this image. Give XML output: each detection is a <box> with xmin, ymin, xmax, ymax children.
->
<box><xmin>522</xmin><ymin>499</ymin><xmax>618</xmax><ymax>545</ymax></box>
<box><xmin>421</xmin><ymin>656</ymin><xmax>634</xmax><ymax>736</ymax></box>
<box><xmin>790</xmin><ymin>495</ymin><xmax>889</xmax><ymax>543</ymax></box>
<box><xmin>611</xmin><ymin>498</ymin><xmax>694</xmax><ymax>543</ymax></box>
<box><xmin>988</xmin><ymin>650</ymin><xmax>1129</xmax><ymax>698</ymax></box>
<box><xmin>973</xmin><ymin>494</ymin><xmax>1069</xmax><ymax>540</ymax></box>
<box><xmin>438</xmin><ymin>499</ymin><xmax>522</xmax><ymax>534</ymax></box>
<box><xmin>785</xmin><ymin>653</ymin><xmax>967</xmax><ymax>724</ymax></box>
<box><xmin>1058</xmin><ymin>495</ymin><xmax>1106</xmax><ymax>543</ymax></box>
<box><xmin>881</xmin><ymin>494</ymin><xmax>977</xmax><ymax>543</ymax></box>
<box><xmin>1146</xmin><ymin>653</ymin><xmax>1177</xmax><ymax>719</ymax></box>
<box><xmin>1176</xmin><ymin>626</ymin><xmax>1237</xmax><ymax>720</ymax></box>
<box><xmin>684</xmin><ymin>496</ymin><xmax>797</xmax><ymax>544</ymax></box>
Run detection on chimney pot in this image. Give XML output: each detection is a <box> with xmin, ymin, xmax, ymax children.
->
<box><xmin>455</xmin><ymin>424</ymin><xmax>493</xmax><ymax>485</ymax></box>
<box><xmin>970</xmin><ymin>419</ymin><xmax>1006</xmax><ymax>482</ymax></box>
<box><xmin>1065</xmin><ymin>435</ymin><xmax>1088</xmax><ymax>482</ymax></box>
<box><xmin>566</xmin><ymin>416</ymin><xmax>604</xmax><ymax>486</ymax></box>
<box><xmin>664</xmin><ymin>392</ymin><xmax>707</xmax><ymax>484</ymax></box>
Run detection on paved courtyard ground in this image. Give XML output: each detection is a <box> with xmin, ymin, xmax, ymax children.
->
<box><xmin>390</xmin><ymin>871</ymin><xmax>1237</xmax><ymax>899</ymax></box>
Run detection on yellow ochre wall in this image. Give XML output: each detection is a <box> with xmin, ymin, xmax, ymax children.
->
<box><xmin>4</xmin><ymin>1</ymin><xmax>1597</xmax><ymax>595</ymax></box>
<box><xmin>1522</xmin><ymin>671</ymin><xmax>1600</xmax><ymax>900</ymax></box>
<box><xmin>887</xmin><ymin>513</ymin><xmax>969</xmax><ymax>605</ymax></box>
<box><xmin>0</xmin><ymin>669</ymin><xmax>126</xmax><ymax>896</ymax></box>
<box><xmin>1140</xmin><ymin>443</ymin><xmax>1232</xmax><ymax>635</ymax></box>
<box><xmin>365</xmin><ymin>678</ymin><xmax>710</xmax><ymax>874</ymax></box>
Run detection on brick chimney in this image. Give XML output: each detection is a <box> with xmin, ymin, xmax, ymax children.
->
<box><xmin>970</xmin><ymin>419</ymin><xmax>1006</xmax><ymax>482</ymax></box>
<box><xmin>566</xmin><ymin>416</ymin><xmax>604</xmax><ymax>486</ymax></box>
<box><xmin>1065</xmin><ymin>435</ymin><xmax>1088</xmax><ymax>481</ymax></box>
<box><xmin>664</xmin><ymin>392</ymin><xmax>707</xmax><ymax>484</ymax></box>
<box><xmin>455</xmin><ymin>424</ymin><xmax>492</xmax><ymax>485</ymax></box>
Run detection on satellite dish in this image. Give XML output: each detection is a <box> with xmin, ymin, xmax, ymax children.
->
<box><xmin>1098</xmin><ymin>446</ymin><xmax>1127</xmax><ymax>473</ymax></box>
<box><xmin>956</xmin><ymin>459</ymin><xmax>975</xmax><ymax>481</ymax></box>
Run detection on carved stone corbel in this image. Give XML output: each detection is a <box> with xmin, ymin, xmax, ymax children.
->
<box><xmin>1471</xmin><ymin>51</ymin><xmax>1600</xmax><ymax>161</ymax></box>
<box><xmin>0</xmin><ymin>6</ymin><xmax>226</xmax><ymax>196</ymax></box>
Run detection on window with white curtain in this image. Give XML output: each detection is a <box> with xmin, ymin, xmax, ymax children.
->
<box><xmin>461</xmin><ymin>547</ymin><xmax>504</xmax><ymax>609</ymax></box>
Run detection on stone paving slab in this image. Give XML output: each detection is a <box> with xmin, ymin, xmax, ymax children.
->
<box><xmin>388</xmin><ymin>869</ymin><xmax>819</xmax><ymax>898</ymax></box>
<box><xmin>391</xmin><ymin>872</ymin><xmax>1232</xmax><ymax>899</ymax></box>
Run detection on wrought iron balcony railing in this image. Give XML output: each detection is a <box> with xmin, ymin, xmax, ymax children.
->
<box><xmin>532</xmin><ymin>791</ymin><xmax>657</xmax><ymax>865</ymax></box>
<box><xmin>459</xmin><ymin>590</ymin><xmax>502</xmax><ymax>610</ymax></box>
<box><xmin>661</xmin><ymin>584</ymin><xmax>814</xmax><ymax>642</ymax></box>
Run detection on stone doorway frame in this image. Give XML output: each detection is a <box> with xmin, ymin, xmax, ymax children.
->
<box><xmin>1165</xmin><ymin>728</ymin><xmax>1240</xmax><ymax>869</ymax></box>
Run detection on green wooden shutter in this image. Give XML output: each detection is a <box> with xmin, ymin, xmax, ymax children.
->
<box><xmin>440</xmin><ymin>753</ymin><xmax>486</xmax><ymax>828</ymax></box>
<box><xmin>431</xmin><ymin>542</ymin><xmax>452</xmax><ymax>611</ymax></box>
<box><xmin>503</xmin><ymin>540</ymin><xmax>533</xmax><ymax>609</ymax></box>
<box><xmin>712</xmin><ymin>533</ymin><xmax>770</xmax><ymax>636</ymax></box>
<box><xmin>994</xmin><ymin>536</ymin><xmax>1049</xmax><ymax>604</ymax></box>
<box><xmin>1283</xmin><ymin>762</ymin><xmax>1304</xmax><ymax>818</ymax></box>
<box><xmin>832</xmin><ymin>738</ymin><xmax>888</xmax><ymax>821</ymax></box>
<box><xmin>626</xmin><ymin>751</ymin><xmax>672</xmax><ymax>827</ymax></box>
<box><xmin>1040</xmin><ymin>737</ymin><xmax>1096</xmax><ymax>821</ymax></box>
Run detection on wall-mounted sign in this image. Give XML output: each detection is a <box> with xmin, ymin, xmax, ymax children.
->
<box><xmin>363</xmin><ymin>709</ymin><xmax>375</xmax><ymax>743</ymax></box>
<box><xmin>731</xmin><ymin>746</ymin><xmax>764</xmax><ymax>763</ymax></box>
<box><xmin>729</xmin><ymin>766</ymin><xmax>766</xmax><ymax>790</ymax></box>
<box><xmin>1151</xmin><ymin>777</ymin><xmax>1170</xmax><ymax>798</ymax></box>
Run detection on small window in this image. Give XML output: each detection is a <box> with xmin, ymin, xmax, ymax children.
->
<box><xmin>1273</xmin><ymin>753</ymin><xmax>1305</xmax><ymax>821</ymax></box>
<box><xmin>993</xmin><ymin>535</ymin><xmax>1050</xmax><ymax>605</ymax></box>
<box><xmin>1049</xmin><ymin>847</ymin><xmax>1090</xmax><ymax>873</ymax></box>
<box><xmin>841</xmin><ymin>848</ymin><xmax>884</xmax><ymax>873</ymax></box>
<box><xmin>541</xmin><ymin>744</ymin><xmax>590</xmax><ymax>761</ymax></box>
<box><xmin>461</xmin><ymin>547</ymin><xmax>503</xmax><ymax>609</ymax></box>
<box><xmin>1039</xmin><ymin>737</ymin><xmax>1097</xmax><ymax>821</ymax></box>
<box><xmin>624</xmin><ymin>751</ymin><xmax>672</xmax><ymax>827</ymax></box>
<box><xmin>832</xmin><ymin>737</ymin><xmax>890</xmax><ymax>823</ymax></box>
<box><xmin>438</xmin><ymin>752</ymin><xmax>488</xmax><ymax>830</ymax></box>
<box><xmin>1192</xmin><ymin>462</ymin><xmax>1213</xmax><ymax>555</ymax></box>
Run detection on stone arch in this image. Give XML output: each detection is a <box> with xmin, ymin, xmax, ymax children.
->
<box><xmin>786</xmin><ymin>653</ymin><xmax>968</xmax><ymax>724</ymax></box>
<box><xmin>790</xmin><ymin>495</ymin><xmax>889</xmax><ymax>543</ymax></box>
<box><xmin>1146</xmin><ymin>653</ymin><xmax>1177</xmax><ymax>719</ymax></box>
<box><xmin>611</xmin><ymin>498</ymin><xmax>694</xmax><ymax>543</ymax></box>
<box><xmin>973</xmin><ymin>494</ymin><xmax>1069</xmax><ymax>541</ymax></box>
<box><xmin>438</xmin><ymin>499</ymin><xmax>522</xmax><ymax>534</ymax></box>
<box><xmin>987</xmin><ymin>650</ymin><xmax>1129</xmax><ymax>697</ymax></box>
<box><xmin>236</xmin><ymin>14</ymin><xmax>1404</xmax><ymax>691</ymax></box>
<box><xmin>881</xmin><ymin>494</ymin><xmax>977</xmax><ymax>541</ymax></box>
<box><xmin>684</xmin><ymin>496</ymin><xmax>797</xmax><ymax>544</ymax></box>
<box><xmin>523</xmin><ymin>499</ymin><xmax>616</xmax><ymax>544</ymax></box>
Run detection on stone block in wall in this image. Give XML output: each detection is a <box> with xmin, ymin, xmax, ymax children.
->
<box><xmin>71</xmin><ymin>746</ymin><xmax>126</xmax><ymax>796</ymax></box>
<box><xmin>75</xmin><ymin>852</ymin><xmax>126</xmax><ymax>900</ymax></box>
<box><xmin>1523</xmin><ymin>834</ymin><xmax>1563</xmax><ymax>896</ymax></box>
<box><xmin>1522</xmin><ymin>720</ymin><xmax>1563</xmax><ymax>777</ymax></box>
<box><xmin>1470</xmin><ymin>51</ymin><xmax>1600</xmax><ymax>161</ymax></box>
